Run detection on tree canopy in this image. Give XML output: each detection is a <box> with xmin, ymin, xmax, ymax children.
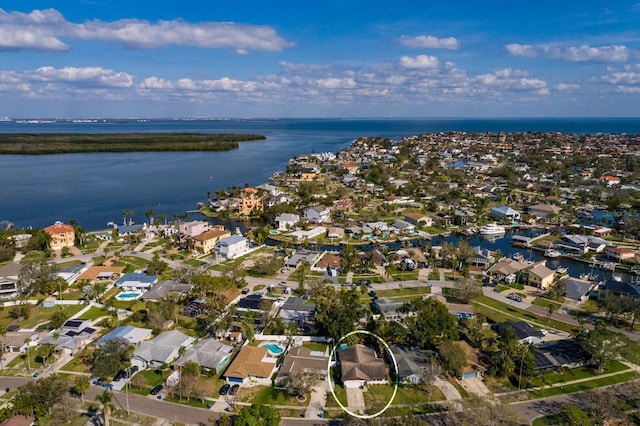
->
<box><xmin>91</xmin><ymin>337</ymin><xmax>134</xmax><ymax>380</ymax></box>
<box><xmin>314</xmin><ymin>289</ymin><xmax>363</xmax><ymax>341</ymax></box>
<box><xmin>234</xmin><ymin>404</ymin><xmax>280</xmax><ymax>426</ymax></box>
<box><xmin>400</xmin><ymin>298</ymin><xmax>459</xmax><ymax>348</ymax></box>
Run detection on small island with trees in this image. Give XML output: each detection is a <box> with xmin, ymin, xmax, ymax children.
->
<box><xmin>0</xmin><ymin>132</ymin><xmax>266</xmax><ymax>154</ymax></box>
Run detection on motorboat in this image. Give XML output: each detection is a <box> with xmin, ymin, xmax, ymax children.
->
<box><xmin>479</xmin><ymin>223</ymin><xmax>506</xmax><ymax>236</ymax></box>
<box><xmin>544</xmin><ymin>249</ymin><xmax>562</xmax><ymax>258</ymax></box>
<box><xmin>512</xmin><ymin>252</ymin><xmax>524</xmax><ymax>261</ymax></box>
<box><xmin>555</xmin><ymin>266</ymin><xmax>568</xmax><ymax>275</ymax></box>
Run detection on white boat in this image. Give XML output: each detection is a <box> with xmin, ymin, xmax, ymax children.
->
<box><xmin>612</xmin><ymin>274</ymin><xmax>623</xmax><ymax>282</ymax></box>
<box><xmin>544</xmin><ymin>249</ymin><xmax>562</xmax><ymax>258</ymax></box>
<box><xmin>512</xmin><ymin>252</ymin><xmax>524</xmax><ymax>261</ymax></box>
<box><xmin>479</xmin><ymin>223</ymin><xmax>506</xmax><ymax>236</ymax></box>
<box><xmin>555</xmin><ymin>267</ymin><xmax>568</xmax><ymax>275</ymax></box>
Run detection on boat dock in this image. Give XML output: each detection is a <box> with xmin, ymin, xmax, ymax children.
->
<box><xmin>510</xmin><ymin>232</ymin><xmax>550</xmax><ymax>247</ymax></box>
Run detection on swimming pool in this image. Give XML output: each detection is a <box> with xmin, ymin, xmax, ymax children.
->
<box><xmin>269</xmin><ymin>230</ymin><xmax>279</xmax><ymax>235</ymax></box>
<box><xmin>115</xmin><ymin>291</ymin><xmax>143</xmax><ymax>301</ymax></box>
<box><xmin>260</xmin><ymin>343</ymin><xmax>284</xmax><ymax>355</ymax></box>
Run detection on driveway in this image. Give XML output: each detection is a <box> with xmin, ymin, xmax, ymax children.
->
<box><xmin>305</xmin><ymin>380</ymin><xmax>328</xmax><ymax>418</ymax></box>
<box><xmin>457</xmin><ymin>377</ymin><xmax>491</xmax><ymax>396</ymax></box>
<box><xmin>434</xmin><ymin>377</ymin><xmax>461</xmax><ymax>400</ymax></box>
<box><xmin>345</xmin><ymin>386</ymin><xmax>365</xmax><ymax>414</ymax></box>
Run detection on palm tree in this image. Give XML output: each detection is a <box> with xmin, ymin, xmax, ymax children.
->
<box><xmin>75</xmin><ymin>375</ymin><xmax>90</xmax><ymax>403</ymax></box>
<box><xmin>97</xmin><ymin>390</ymin><xmax>113</xmax><ymax>426</ymax></box>
<box><xmin>0</xmin><ymin>324</ymin><xmax>5</xmax><ymax>373</ymax></box>
<box><xmin>145</xmin><ymin>210</ymin><xmax>156</xmax><ymax>225</ymax></box>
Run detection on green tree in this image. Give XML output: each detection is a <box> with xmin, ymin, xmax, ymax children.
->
<box><xmin>234</xmin><ymin>404</ymin><xmax>280</xmax><ymax>426</ymax></box>
<box><xmin>577</xmin><ymin>320</ymin><xmax>626</xmax><ymax>371</ymax></box>
<box><xmin>91</xmin><ymin>337</ymin><xmax>133</xmax><ymax>380</ymax></box>
<box><xmin>74</xmin><ymin>375</ymin><xmax>90</xmax><ymax>403</ymax></box>
<box><xmin>50</xmin><ymin>307</ymin><xmax>69</xmax><ymax>329</ymax></box>
<box><xmin>400</xmin><ymin>298</ymin><xmax>459</xmax><ymax>348</ymax></box>
<box><xmin>146</xmin><ymin>252</ymin><xmax>168</xmax><ymax>275</ymax></box>
<box><xmin>96</xmin><ymin>390</ymin><xmax>113</xmax><ymax>426</ymax></box>
<box><xmin>36</xmin><ymin>343</ymin><xmax>56</xmax><ymax>366</ymax></box>
<box><xmin>12</xmin><ymin>374</ymin><xmax>67</xmax><ymax>417</ymax></box>
<box><xmin>438</xmin><ymin>340</ymin><xmax>467</xmax><ymax>378</ymax></box>
<box><xmin>314</xmin><ymin>290</ymin><xmax>362</xmax><ymax>341</ymax></box>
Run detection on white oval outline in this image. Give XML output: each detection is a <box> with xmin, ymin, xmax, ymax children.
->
<box><xmin>326</xmin><ymin>330</ymin><xmax>399</xmax><ymax>419</ymax></box>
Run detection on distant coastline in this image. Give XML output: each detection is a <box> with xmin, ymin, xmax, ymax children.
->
<box><xmin>0</xmin><ymin>132</ymin><xmax>266</xmax><ymax>155</ymax></box>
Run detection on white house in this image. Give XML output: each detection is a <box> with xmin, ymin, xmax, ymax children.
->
<box><xmin>132</xmin><ymin>330</ymin><xmax>195</xmax><ymax>369</ymax></box>
<box><xmin>179</xmin><ymin>220</ymin><xmax>210</xmax><ymax>237</ymax></box>
<box><xmin>274</xmin><ymin>213</ymin><xmax>300</xmax><ymax>231</ymax></box>
<box><xmin>216</xmin><ymin>235</ymin><xmax>248</xmax><ymax>260</ymax></box>
<box><xmin>490</xmin><ymin>206</ymin><xmax>521</xmax><ymax>221</ymax></box>
<box><xmin>303</xmin><ymin>205</ymin><xmax>331</xmax><ymax>223</ymax></box>
<box><xmin>114</xmin><ymin>273</ymin><xmax>158</xmax><ymax>291</ymax></box>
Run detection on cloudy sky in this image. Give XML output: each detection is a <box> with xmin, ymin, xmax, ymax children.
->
<box><xmin>2</xmin><ymin>1</ymin><xmax>640</xmax><ymax>118</ymax></box>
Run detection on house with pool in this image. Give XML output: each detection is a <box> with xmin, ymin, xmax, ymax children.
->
<box><xmin>223</xmin><ymin>345</ymin><xmax>279</xmax><ymax>385</ymax></box>
<box><xmin>114</xmin><ymin>273</ymin><xmax>158</xmax><ymax>298</ymax></box>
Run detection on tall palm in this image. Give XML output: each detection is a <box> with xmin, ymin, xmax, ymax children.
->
<box><xmin>0</xmin><ymin>324</ymin><xmax>5</xmax><ymax>373</ymax></box>
<box><xmin>145</xmin><ymin>210</ymin><xmax>156</xmax><ymax>225</ymax></box>
<box><xmin>97</xmin><ymin>390</ymin><xmax>113</xmax><ymax>426</ymax></box>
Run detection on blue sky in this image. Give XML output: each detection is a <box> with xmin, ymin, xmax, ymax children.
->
<box><xmin>1</xmin><ymin>1</ymin><xmax>640</xmax><ymax>118</ymax></box>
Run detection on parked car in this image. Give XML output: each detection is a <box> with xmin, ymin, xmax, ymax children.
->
<box><xmin>507</xmin><ymin>293</ymin><xmax>523</xmax><ymax>302</ymax></box>
<box><xmin>229</xmin><ymin>384</ymin><xmax>240</xmax><ymax>395</ymax></box>
<box><xmin>219</xmin><ymin>384</ymin><xmax>230</xmax><ymax>395</ymax></box>
<box><xmin>128</xmin><ymin>365</ymin><xmax>139</xmax><ymax>376</ymax></box>
<box><xmin>150</xmin><ymin>385</ymin><xmax>163</xmax><ymax>395</ymax></box>
<box><xmin>241</xmin><ymin>288</ymin><xmax>249</xmax><ymax>294</ymax></box>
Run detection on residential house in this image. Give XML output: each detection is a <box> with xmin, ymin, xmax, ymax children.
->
<box><xmin>289</xmin><ymin>227</ymin><xmax>327</xmax><ymax>242</ymax></box>
<box><xmin>599</xmin><ymin>280</ymin><xmax>640</xmax><ymax>300</ymax></box>
<box><xmin>599</xmin><ymin>175</ymin><xmax>621</xmax><ymax>186</ymax></box>
<box><xmin>224</xmin><ymin>346</ymin><xmax>277</xmax><ymax>385</ymax></box>
<box><xmin>404</xmin><ymin>213</ymin><xmax>433</xmax><ymax>227</ymax></box>
<box><xmin>44</xmin><ymin>221</ymin><xmax>75</xmax><ymax>250</ymax></box>
<box><xmin>527</xmin><ymin>204</ymin><xmax>561</xmax><ymax>220</ymax></box>
<box><xmin>389</xmin><ymin>344</ymin><xmax>435</xmax><ymax>385</ymax></box>
<box><xmin>533</xmin><ymin>339</ymin><xmax>592</xmax><ymax>371</ymax></box>
<box><xmin>471</xmin><ymin>246</ymin><xmax>493</xmax><ymax>268</ymax></box>
<box><xmin>341</xmin><ymin>162</ymin><xmax>360</xmax><ymax>174</ymax></box>
<box><xmin>274</xmin><ymin>213</ymin><xmax>300</xmax><ymax>231</ymax></box>
<box><xmin>77</xmin><ymin>266</ymin><xmax>123</xmax><ymax>283</ymax></box>
<box><xmin>303</xmin><ymin>205</ymin><xmax>331</xmax><ymax>223</ymax></box>
<box><xmin>374</xmin><ymin>298</ymin><xmax>411</xmax><ymax>322</ymax></box>
<box><xmin>494</xmin><ymin>321</ymin><xmax>545</xmax><ymax>345</ymax></box>
<box><xmin>131</xmin><ymin>330</ymin><xmax>195</xmax><ymax>369</ymax></box>
<box><xmin>175</xmin><ymin>339</ymin><xmax>233</xmax><ymax>374</ymax></box>
<box><xmin>192</xmin><ymin>226</ymin><xmax>231</xmax><ymax>254</ymax></box>
<box><xmin>605</xmin><ymin>245</ymin><xmax>636</xmax><ymax>262</ymax></box>
<box><xmin>486</xmin><ymin>258</ymin><xmax>530</xmax><ymax>282</ymax></box>
<box><xmin>522</xmin><ymin>262</ymin><xmax>555</xmax><ymax>289</ymax></box>
<box><xmin>179</xmin><ymin>221</ymin><xmax>210</xmax><ymax>238</ymax></box>
<box><xmin>562</xmin><ymin>276</ymin><xmax>595</xmax><ymax>302</ymax></box>
<box><xmin>279</xmin><ymin>297</ymin><xmax>316</xmax><ymax>328</ymax></box>
<box><xmin>237</xmin><ymin>187</ymin><xmax>264</xmax><ymax>216</ymax></box>
<box><xmin>449</xmin><ymin>340</ymin><xmax>487</xmax><ymax>380</ymax></box>
<box><xmin>256</xmin><ymin>183</ymin><xmax>281</xmax><ymax>196</ymax></box>
<box><xmin>0</xmin><ymin>263</ymin><xmax>20</xmax><ymax>298</ymax></box>
<box><xmin>216</xmin><ymin>235</ymin><xmax>248</xmax><ymax>260</ymax></box>
<box><xmin>391</xmin><ymin>219</ymin><xmax>415</xmax><ymax>234</ymax></box>
<box><xmin>327</xmin><ymin>227</ymin><xmax>345</xmax><ymax>240</ymax></box>
<box><xmin>274</xmin><ymin>346</ymin><xmax>329</xmax><ymax>387</ymax></box>
<box><xmin>299</xmin><ymin>167</ymin><xmax>319</xmax><ymax>181</ymax></box>
<box><xmin>114</xmin><ymin>273</ymin><xmax>158</xmax><ymax>292</ymax></box>
<box><xmin>38</xmin><ymin>319</ymin><xmax>97</xmax><ymax>355</ymax></box>
<box><xmin>490</xmin><ymin>206</ymin><xmax>521</xmax><ymax>221</ymax></box>
<box><xmin>141</xmin><ymin>280</ymin><xmax>193</xmax><ymax>302</ymax></box>
<box><xmin>338</xmin><ymin>345</ymin><xmax>387</xmax><ymax>387</ymax></box>
<box><xmin>96</xmin><ymin>325</ymin><xmax>153</xmax><ymax>346</ymax></box>
<box><xmin>286</xmin><ymin>251</ymin><xmax>321</xmax><ymax>268</ymax></box>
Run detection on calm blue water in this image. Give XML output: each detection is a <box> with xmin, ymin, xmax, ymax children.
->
<box><xmin>2</xmin><ymin>118</ymin><xmax>640</xmax><ymax>231</ymax></box>
<box><xmin>260</xmin><ymin>343</ymin><xmax>284</xmax><ymax>354</ymax></box>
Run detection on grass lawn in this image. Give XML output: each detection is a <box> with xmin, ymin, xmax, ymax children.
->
<box><xmin>528</xmin><ymin>371</ymin><xmax>639</xmax><ymax>398</ymax></box>
<box><xmin>532</xmin><ymin>413</ymin><xmax>566</xmax><ymax>426</ymax></box>
<box><xmin>363</xmin><ymin>383</ymin><xmax>445</xmax><ymax>411</ymax></box>
<box><xmin>78</xmin><ymin>307</ymin><xmax>111</xmax><ymax>321</ymax></box>
<box><xmin>531</xmin><ymin>297</ymin><xmax>563</xmax><ymax>310</ymax></box>
<box><xmin>526</xmin><ymin>360</ymin><xmax>629</xmax><ymax>388</ymax></box>
<box><xmin>61</xmin><ymin>288</ymin><xmax>84</xmax><ymax>300</ymax></box>
<box><xmin>388</xmin><ymin>270</ymin><xmax>419</xmax><ymax>281</ymax></box>
<box><xmin>19</xmin><ymin>304</ymin><xmax>86</xmax><ymax>330</ymax></box>
<box><xmin>325</xmin><ymin>384</ymin><xmax>348</xmax><ymax>407</ymax></box>
<box><xmin>57</xmin><ymin>260</ymin><xmax>83</xmax><ymax>268</ymax></box>
<box><xmin>302</xmin><ymin>341</ymin><xmax>328</xmax><ymax>352</ymax></box>
<box><xmin>137</xmin><ymin>369</ymin><xmax>169</xmax><ymax>387</ymax></box>
<box><xmin>375</xmin><ymin>286</ymin><xmax>431</xmax><ymax>298</ymax></box>
<box><xmin>117</xmin><ymin>256</ymin><xmax>149</xmax><ymax>269</ymax></box>
<box><xmin>80</xmin><ymin>240</ymin><xmax>101</xmax><ymax>254</ymax></box>
<box><xmin>163</xmin><ymin>395</ymin><xmax>211</xmax><ymax>409</ymax></box>
<box><xmin>184</xmin><ymin>258</ymin><xmax>207</xmax><ymax>267</ymax></box>
<box><xmin>238</xmin><ymin>385</ymin><xmax>308</xmax><ymax>406</ymax></box>
<box><xmin>60</xmin><ymin>355</ymin><xmax>92</xmax><ymax>373</ymax></box>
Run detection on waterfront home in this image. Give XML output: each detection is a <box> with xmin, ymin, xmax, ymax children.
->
<box><xmin>131</xmin><ymin>329</ymin><xmax>195</xmax><ymax>369</ymax></box>
<box><xmin>494</xmin><ymin>321</ymin><xmax>545</xmax><ymax>345</ymax></box>
<box><xmin>274</xmin><ymin>346</ymin><xmax>329</xmax><ymax>387</ymax></box>
<box><xmin>175</xmin><ymin>339</ymin><xmax>233</xmax><ymax>374</ymax></box>
<box><xmin>487</xmin><ymin>258</ymin><xmax>530</xmax><ymax>282</ymax></box>
<box><xmin>303</xmin><ymin>205</ymin><xmax>331</xmax><ymax>223</ymax></box>
<box><xmin>216</xmin><ymin>235</ymin><xmax>248</xmax><ymax>260</ymax></box>
<box><xmin>327</xmin><ymin>227</ymin><xmax>345</xmax><ymax>240</ymax></box>
<box><xmin>522</xmin><ymin>262</ymin><xmax>555</xmax><ymax>289</ymax></box>
<box><xmin>114</xmin><ymin>273</ymin><xmax>158</xmax><ymax>291</ymax></box>
<box><xmin>338</xmin><ymin>344</ymin><xmax>387</xmax><ymax>387</ymax></box>
<box><xmin>490</xmin><ymin>206</ymin><xmax>521</xmax><ymax>221</ymax></box>
<box><xmin>604</xmin><ymin>245</ymin><xmax>637</xmax><ymax>262</ymax></box>
<box><xmin>599</xmin><ymin>280</ymin><xmax>640</xmax><ymax>300</ymax></box>
<box><xmin>289</xmin><ymin>226</ymin><xmax>327</xmax><ymax>242</ymax></box>
<box><xmin>224</xmin><ymin>346</ymin><xmax>278</xmax><ymax>385</ymax></box>
<box><xmin>391</xmin><ymin>219</ymin><xmax>415</xmax><ymax>234</ymax></box>
<box><xmin>179</xmin><ymin>220</ymin><xmax>210</xmax><ymax>238</ymax></box>
<box><xmin>274</xmin><ymin>213</ymin><xmax>300</xmax><ymax>231</ymax></box>
<box><xmin>44</xmin><ymin>221</ymin><xmax>75</xmax><ymax>250</ymax></box>
<box><xmin>527</xmin><ymin>204</ymin><xmax>561</xmax><ymax>220</ymax></box>
<box><xmin>554</xmin><ymin>234</ymin><xmax>607</xmax><ymax>254</ymax></box>
<box><xmin>300</xmin><ymin>166</ymin><xmax>320</xmax><ymax>181</ymax></box>
<box><xmin>237</xmin><ymin>187</ymin><xmax>264</xmax><ymax>216</ymax></box>
<box><xmin>471</xmin><ymin>246</ymin><xmax>493</xmax><ymax>268</ymax></box>
<box><xmin>562</xmin><ymin>276</ymin><xmax>596</xmax><ymax>302</ymax></box>
<box><xmin>404</xmin><ymin>212</ymin><xmax>433</xmax><ymax>227</ymax></box>
<box><xmin>286</xmin><ymin>251</ymin><xmax>320</xmax><ymax>268</ymax></box>
<box><xmin>192</xmin><ymin>226</ymin><xmax>231</xmax><ymax>254</ymax></box>
<box><xmin>256</xmin><ymin>183</ymin><xmax>281</xmax><ymax>196</ymax></box>
<box><xmin>116</xmin><ymin>224</ymin><xmax>144</xmax><ymax>237</ymax></box>
<box><xmin>96</xmin><ymin>325</ymin><xmax>153</xmax><ymax>346</ymax></box>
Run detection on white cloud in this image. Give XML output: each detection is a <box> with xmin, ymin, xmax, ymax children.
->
<box><xmin>0</xmin><ymin>8</ymin><xmax>293</xmax><ymax>52</ymax></box>
<box><xmin>32</xmin><ymin>66</ymin><xmax>134</xmax><ymax>87</ymax></box>
<box><xmin>399</xmin><ymin>55</ymin><xmax>440</xmax><ymax>69</ymax></box>
<box><xmin>475</xmin><ymin>68</ymin><xmax>548</xmax><ymax>94</ymax></box>
<box><xmin>506</xmin><ymin>42</ymin><xmax>631</xmax><ymax>62</ymax></box>
<box><xmin>555</xmin><ymin>83</ymin><xmax>580</xmax><ymax>91</ymax></box>
<box><xmin>399</xmin><ymin>35</ymin><xmax>459</xmax><ymax>49</ymax></box>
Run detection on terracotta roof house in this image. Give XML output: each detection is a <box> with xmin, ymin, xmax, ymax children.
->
<box><xmin>44</xmin><ymin>221</ymin><xmax>75</xmax><ymax>250</ymax></box>
<box><xmin>599</xmin><ymin>175</ymin><xmax>621</xmax><ymax>186</ymax></box>
<box><xmin>224</xmin><ymin>346</ymin><xmax>278</xmax><ymax>385</ymax></box>
<box><xmin>338</xmin><ymin>344</ymin><xmax>387</xmax><ymax>387</ymax></box>
<box><xmin>274</xmin><ymin>346</ymin><xmax>329</xmax><ymax>387</ymax></box>
<box><xmin>77</xmin><ymin>266</ymin><xmax>123</xmax><ymax>282</ymax></box>
<box><xmin>237</xmin><ymin>187</ymin><xmax>264</xmax><ymax>216</ymax></box>
<box><xmin>192</xmin><ymin>227</ymin><xmax>231</xmax><ymax>254</ymax></box>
